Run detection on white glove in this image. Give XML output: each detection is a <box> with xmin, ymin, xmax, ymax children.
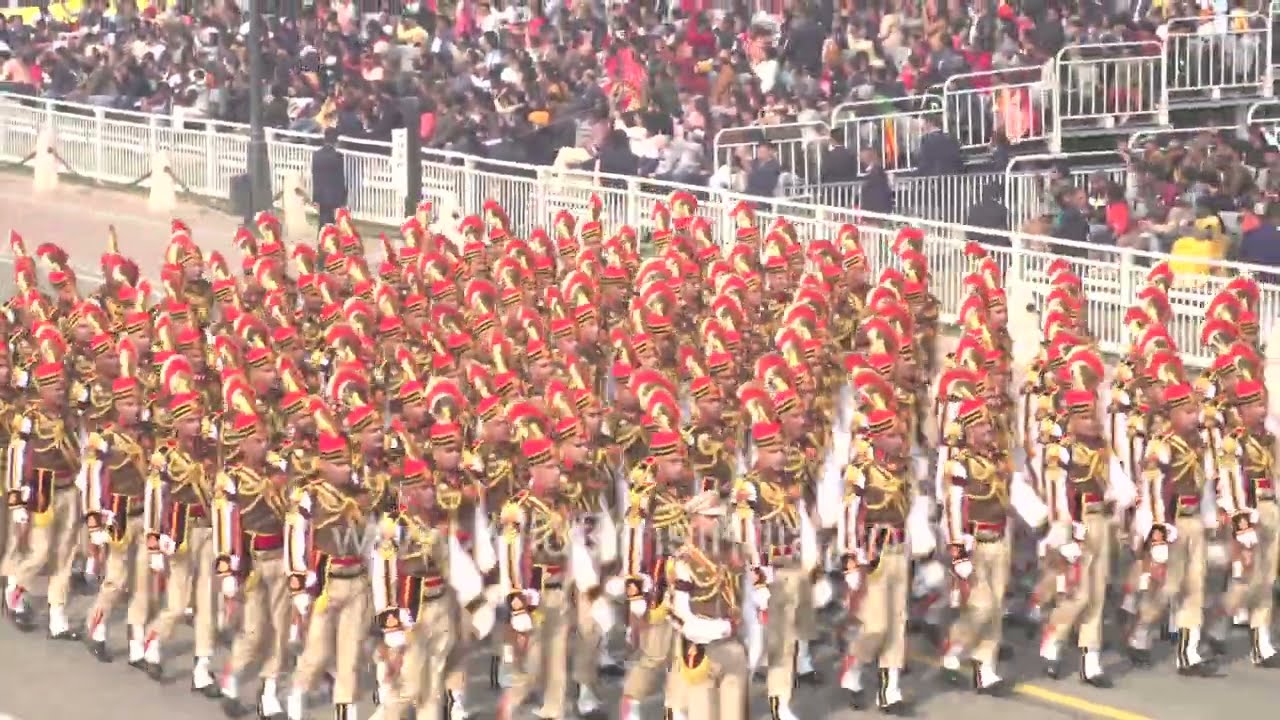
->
<box><xmin>89</xmin><ymin>529</ymin><xmax>110</xmax><ymax>546</ymax></box>
<box><xmin>1045</xmin><ymin>523</ymin><xmax>1069</xmax><ymax>548</ymax></box>
<box><xmin>1072</xmin><ymin>522</ymin><xmax>1087</xmax><ymax>541</ymax></box>
<box><xmin>1059</xmin><ymin>541</ymin><xmax>1082</xmax><ymax>562</ymax></box>
<box><xmin>750</xmin><ymin>585</ymin><xmax>771</xmax><ymax>608</ymax></box>
<box><xmin>149</xmin><ymin>553</ymin><xmax>166</xmax><ymax>572</ymax></box>
<box><xmin>589</xmin><ymin>596</ymin><xmax>615</xmax><ymax>633</ymax></box>
<box><xmin>1236</xmin><ymin>528</ymin><xmax>1258</xmax><ymax>548</ymax></box>
<box><xmin>157</xmin><ymin>534</ymin><xmax>177</xmax><ymax>555</ymax></box>
<box><xmin>305</xmin><ymin>570</ymin><xmax>318</xmax><ymax>589</ymax></box>
<box><xmin>523</xmin><ymin>589</ymin><xmax>541</xmax><ymax>608</ymax></box>
<box><xmin>952</xmin><ymin>558</ymin><xmax>973</xmax><ymax>580</ymax></box>
<box><xmin>628</xmin><ymin>597</ymin><xmax>648</xmax><ymax>617</ymax></box>
<box><xmin>471</xmin><ymin>602</ymin><xmax>496</xmax><ymax>639</ymax></box>
<box><xmin>11</xmin><ymin>508</ymin><xmax>29</xmax><ymax>525</ymax></box>
<box><xmin>384</xmin><ymin>629</ymin><xmax>406</xmax><ymax>649</ymax></box>
<box><xmin>292</xmin><ymin>593</ymin><xmax>311</xmax><ymax>615</ymax></box>
<box><xmin>1149</xmin><ymin>543</ymin><xmax>1169</xmax><ymax>564</ymax></box>
<box><xmin>812</xmin><ymin>577</ymin><xmax>834</xmax><ymax>608</ymax></box>
<box><xmin>604</xmin><ymin>576</ymin><xmax>626</xmax><ymax>598</ymax></box>
<box><xmin>511</xmin><ymin>611</ymin><xmax>533</xmax><ymax>634</ymax></box>
<box><xmin>844</xmin><ymin>570</ymin><xmax>862</xmax><ymax>592</ymax></box>
<box><xmin>220</xmin><ymin>576</ymin><xmax>238</xmax><ymax>598</ymax></box>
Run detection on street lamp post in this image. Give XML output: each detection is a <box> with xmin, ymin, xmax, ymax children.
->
<box><xmin>246</xmin><ymin>0</ymin><xmax>271</xmax><ymax>217</ymax></box>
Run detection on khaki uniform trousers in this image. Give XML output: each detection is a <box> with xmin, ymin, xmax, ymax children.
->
<box><xmin>293</xmin><ymin>573</ymin><xmax>372</xmax><ymax>705</ymax></box>
<box><xmin>622</xmin><ymin>614</ymin><xmax>681</xmax><ymax>705</ymax></box>
<box><xmin>1222</xmin><ymin>501</ymin><xmax>1280</xmax><ymax>630</ymax></box>
<box><xmin>229</xmin><ymin>549</ymin><xmax>291</xmax><ymax>679</ymax></box>
<box><xmin>1138</xmin><ymin>516</ymin><xmax>1207</xmax><ymax>631</ymax></box>
<box><xmin>381</xmin><ymin>596</ymin><xmax>454</xmax><ymax>720</ymax></box>
<box><xmin>11</xmin><ymin>485</ymin><xmax>81</xmax><ymax>606</ymax></box>
<box><xmin>446</xmin><ymin>608</ymin><xmax>485</xmax><ymax>692</ymax></box>
<box><xmin>506</xmin><ymin>587</ymin><xmax>572</xmax><ymax>719</ymax></box>
<box><xmin>148</xmin><ymin>525</ymin><xmax>217</xmax><ymax>657</ymax></box>
<box><xmin>89</xmin><ymin>515</ymin><xmax>151</xmax><ymax>628</ymax></box>
<box><xmin>948</xmin><ymin>535</ymin><xmax>1011</xmax><ymax>667</ymax></box>
<box><xmin>679</xmin><ymin>638</ymin><xmax>749</xmax><ymax>720</ymax></box>
<box><xmin>0</xmin><ymin>456</ymin><xmax>9</xmax><ymax>577</ymax></box>
<box><xmin>572</xmin><ymin>590</ymin><xmax>605</xmax><ymax>693</ymax></box>
<box><xmin>1047</xmin><ymin>514</ymin><xmax>1112</xmax><ymax>650</ymax></box>
<box><xmin>849</xmin><ymin>546</ymin><xmax>909</xmax><ymax>669</ymax></box>
<box><xmin>765</xmin><ymin>564</ymin><xmax>811</xmax><ymax>701</ymax></box>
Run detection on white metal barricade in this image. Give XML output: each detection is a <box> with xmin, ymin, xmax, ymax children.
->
<box><xmin>829</xmin><ymin>96</ymin><xmax>942</xmax><ymax>174</ymax></box>
<box><xmin>4</xmin><ymin>91</ymin><xmax>1280</xmax><ymax>369</ymax></box>
<box><xmin>1163</xmin><ymin>13</ymin><xmax>1273</xmax><ymax>106</ymax></box>
<box><xmin>1003</xmin><ymin>152</ymin><xmax>1129</xmax><ymax>231</ymax></box>
<box><xmin>1126</xmin><ymin>124</ymin><xmax>1246</xmax><ymax>150</ymax></box>
<box><xmin>1051</xmin><ymin>42</ymin><xmax>1168</xmax><ymax>149</ymax></box>
<box><xmin>942</xmin><ymin>68</ymin><xmax>1052</xmax><ymax>151</ymax></box>
<box><xmin>712</xmin><ymin>120</ymin><xmax>829</xmax><ymax>192</ymax></box>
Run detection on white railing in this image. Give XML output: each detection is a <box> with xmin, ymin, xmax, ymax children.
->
<box><xmin>712</xmin><ymin>120</ymin><xmax>828</xmax><ymax>191</ymax></box>
<box><xmin>1</xmin><ymin>92</ymin><xmax>1279</xmax><ymax>369</ymax></box>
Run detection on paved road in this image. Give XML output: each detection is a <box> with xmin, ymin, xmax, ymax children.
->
<box><xmin>0</xmin><ymin>581</ymin><xmax>1275</xmax><ymax>720</ymax></box>
<box><xmin>0</xmin><ymin>173</ymin><xmax>247</xmax><ymax>281</ymax></box>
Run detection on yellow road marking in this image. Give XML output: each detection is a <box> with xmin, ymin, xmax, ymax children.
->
<box><xmin>907</xmin><ymin>652</ymin><xmax>1154</xmax><ymax>720</ymax></box>
<box><xmin>1011</xmin><ymin>683</ymin><xmax>1154</xmax><ymax>720</ymax></box>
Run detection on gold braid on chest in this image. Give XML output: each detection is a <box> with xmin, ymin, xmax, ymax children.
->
<box><xmin>683</xmin><ymin>547</ymin><xmax>737</xmax><ymax>610</ymax></box>
<box><xmin>1068</xmin><ymin>441</ymin><xmax>1106</xmax><ymax>483</ymax></box>
<box><xmin>964</xmin><ymin>454</ymin><xmax>1008</xmax><ymax>503</ymax></box>
<box><xmin>1166</xmin><ymin>434</ymin><xmax>1204</xmax><ymax>485</ymax></box>
<box><xmin>402</xmin><ymin>513</ymin><xmax>439</xmax><ymax>561</ymax></box>
<box><xmin>312</xmin><ymin>484</ymin><xmax>364</xmax><ymax>527</ymax></box>
<box><xmin>1244</xmin><ymin>433</ymin><xmax>1274</xmax><ymax>477</ymax></box>
<box><xmin>757</xmin><ymin>481</ymin><xmax>800</xmax><ymax>526</ymax></box>
<box><xmin>524</xmin><ymin>496</ymin><xmax>568</xmax><ymax>546</ymax></box>
<box><xmin>863</xmin><ymin>464</ymin><xmax>908</xmax><ymax>514</ymax></box>
<box><xmin>237</xmin><ymin>466</ymin><xmax>287</xmax><ymax>516</ymax></box>
<box><xmin>106</xmin><ymin>429</ymin><xmax>146</xmax><ymax>472</ymax></box>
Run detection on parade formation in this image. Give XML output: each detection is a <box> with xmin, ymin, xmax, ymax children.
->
<box><xmin>0</xmin><ymin>193</ymin><xmax>1277</xmax><ymax>720</ymax></box>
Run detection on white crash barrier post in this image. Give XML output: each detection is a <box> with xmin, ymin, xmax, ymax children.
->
<box><xmin>147</xmin><ymin>150</ymin><xmax>177</xmax><ymax>214</ymax></box>
<box><xmin>282</xmin><ymin>171</ymin><xmax>310</xmax><ymax>242</ymax></box>
<box><xmin>32</xmin><ymin>122</ymin><xmax>59</xmax><ymax>193</ymax></box>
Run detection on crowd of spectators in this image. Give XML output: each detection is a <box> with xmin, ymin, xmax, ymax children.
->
<box><xmin>3</xmin><ymin>0</ymin><xmax>1270</xmax><ymax>198</ymax></box>
<box><xmin>958</xmin><ymin>127</ymin><xmax>1280</xmax><ymax>276</ymax></box>
<box><xmin>0</xmin><ymin>0</ymin><xmax>1276</xmax><ymax>206</ymax></box>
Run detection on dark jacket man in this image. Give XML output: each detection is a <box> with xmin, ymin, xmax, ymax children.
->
<box><xmin>310</xmin><ymin>128</ymin><xmax>348</xmax><ymax>225</ymax></box>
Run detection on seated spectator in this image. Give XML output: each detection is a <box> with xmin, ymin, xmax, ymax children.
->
<box><xmin>1170</xmin><ymin>215</ymin><xmax>1230</xmax><ymax>281</ymax></box>
<box><xmin>1237</xmin><ymin>202</ymin><xmax>1280</xmax><ymax>282</ymax></box>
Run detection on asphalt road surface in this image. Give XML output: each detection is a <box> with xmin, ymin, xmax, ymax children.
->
<box><xmin>0</xmin><ymin>579</ymin><xmax>1275</xmax><ymax>720</ymax></box>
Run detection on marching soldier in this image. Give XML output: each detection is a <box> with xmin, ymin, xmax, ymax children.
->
<box><xmin>836</xmin><ymin>408</ymin><xmax>913</xmax><ymax>713</ymax></box>
<box><xmin>670</xmin><ymin>490</ymin><xmax>750</xmax><ymax>720</ymax></box>
<box><xmin>140</xmin><ymin>372</ymin><xmax>218</xmax><ymax>691</ymax></box>
<box><xmin>82</xmin><ymin>340</ymin><xmax>154</xmax><ymax>664</ymax></box>
<box><xmin>284</xmin><ymin>414</ymin><xmax>375</xmax><ymax>720</ymax></box>
<box><xmin>0</xmin><ymin>343</ymin><xmax>19</xmax><ymax>587</ymax></box>
<box><xmin>496</xmin><ymin>437</ymin><xmax>575</xmax><ymax>720</ymax></box>
<box><xmin>5</xmin><ymin>338</ymin><xmax>83</xmax><ymax>638</ymax></box>
<box><xmin>1208</xmin><ymin>379</ymin><xmax>1280</xmax><ymax>668</ymax></box>
<box><xmin>1039</xmin><ymin>388</ymin><xmax>1134</xmax><ymax>687</ymax></box>
<box><xmin>740</xmin><ymin>399</ymin><xmax>821</xmax><ymax>720</ymax></box>
<box><xmin>619</xmin><ymin>430</ymin><xmax>690</xmax><ymax>720</ymax></box>
<box><xmin>1129</xmin><ymin>382</ymin><xmax>1219</xmax><ymax>676</ymax></box>
<box><xmin>555</xmin><ymin>415</ymin><xmax>616</xmax><ymax>719</ymax></box>
<box><xmin>371</xmin><ymin>454</ymin><xmax>494</xmax><ymax>720</ymax></box>
<box><xmin>941</xmin><ymin>398</ymin><xmax>1045</xmax><ymax>694</ymax></box>
<box><xmin>214</xmin><ymin>407</ymin><xmax>292</xmax><ymax>718</ymax></box>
